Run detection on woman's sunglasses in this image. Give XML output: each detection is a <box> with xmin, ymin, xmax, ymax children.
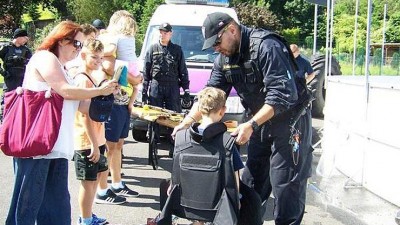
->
<box><xmin>67</xmin><ymin>39</ymin><xmax>83</xmax><ymax>50</ymax></box>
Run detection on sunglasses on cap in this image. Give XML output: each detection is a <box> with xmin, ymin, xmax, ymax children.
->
<box><xmin>213</xmin><ymin>25</ymin><xmax>229</xmax><ymax>48</ymax></box>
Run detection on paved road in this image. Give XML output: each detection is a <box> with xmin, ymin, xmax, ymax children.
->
<box><xmin>0</xmin><ymin>118</ymin><xmax>398</xmax><ymax>225</ymax></box>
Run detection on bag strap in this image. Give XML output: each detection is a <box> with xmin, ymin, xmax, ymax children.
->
<box><xmin>220</xmin><ymin>132</ymin><xmax>240</xmax><ymax>219</ymax></box>
<box><xmin>75</xmin><ymin>72</ymin><xmax>97</xmax><ymax>87</ymax></box>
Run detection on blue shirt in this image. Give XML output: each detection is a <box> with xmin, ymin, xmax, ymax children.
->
<box><xmin>295</xmin><ymin>55</ymin><xmax>314</xmax><ymax>79</ymax></box>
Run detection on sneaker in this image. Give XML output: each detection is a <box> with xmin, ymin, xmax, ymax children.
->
<box><xmin>92</xmin><ymin>214</ymin><xmax>107</xmax><ymax>225</ymax></box>
<box><xmin>110</xmin><ymin>181</ymin><xmax>139</xmax><ymax>197</ymax></box>
<box><xmin>77</xmin><ymin>217</ymin><xmax>103</xmax><ymax>225</ymax></box>
<box><xmin>95</xmin><ymin>189</ymin><xmax>126</xmax><ymax>205</ymax></box>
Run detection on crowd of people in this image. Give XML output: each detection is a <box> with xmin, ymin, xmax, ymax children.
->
<box><xmin>0</xmin><ymin>9</ymin><xmax>315</xmax><ymax>225</ymax></box>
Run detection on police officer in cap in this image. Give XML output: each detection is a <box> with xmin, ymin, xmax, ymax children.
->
<box><xmin>173</xmin><ymin>12</ymin><xmax>313</xmax><ymax>225</ymax></box>
<box><xmin>143</xmin><ymin>22</ymin><xmax>190</xmax><ymax>148</ymax></box>
<box><xmin>0</xmin><ymin>28</ymin><xmax>32</xmax><ymax>121</ymax></box>
<box><xmin>0</xmin><ymin>28</ymin><xmax>32</xmax><ymax>92</ymax></box>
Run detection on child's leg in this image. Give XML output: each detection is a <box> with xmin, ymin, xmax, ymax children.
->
<box><xmin>79</xmin><ymin>180</ymin><xmax>98</xmax><ymax>219</ymax></box>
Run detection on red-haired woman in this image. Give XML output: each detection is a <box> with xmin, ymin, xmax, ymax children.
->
<box><xmin>5</xmin><ymin>21</ymin><xmax>117</xmax><ymax>225</ymax></box>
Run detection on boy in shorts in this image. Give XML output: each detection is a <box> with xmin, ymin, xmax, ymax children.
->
<box><xmin>73</xmin><ymin>39</ymin><xmax>109</xmax><ymax>225</ymax></box>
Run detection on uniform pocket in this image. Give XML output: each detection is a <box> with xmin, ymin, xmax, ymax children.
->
<box><xmin>179</xmin><ymin>153</ymin><xmax>222</xmax><ymax>210</ymax></box>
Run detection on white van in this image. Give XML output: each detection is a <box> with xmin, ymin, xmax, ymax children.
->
<box><xmin>131</xmin><ymin>0</ymin><xmax>245</xmax><ymax>141</ymax></box>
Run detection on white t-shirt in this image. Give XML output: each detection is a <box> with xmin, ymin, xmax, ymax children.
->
<box><xmin>23</xmin><ymin>51</ymin><xmax>79</xmax><ymax>160</ymax></box>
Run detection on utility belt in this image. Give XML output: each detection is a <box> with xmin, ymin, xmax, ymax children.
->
<box><xmin>151</xmin><ymin>79</ymin><xmax>179</xmax><ymax>86</ymax></box>
<box><xmin>268</xmin><ymin>104</ymin><xmax>302</xmax><ymax>124</ymax></box>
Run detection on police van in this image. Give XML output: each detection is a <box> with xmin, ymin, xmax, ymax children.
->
<box><xmin>131</xmin><ymin>0</ymin><xmax>244</xmax><ymax>142</ymax></box>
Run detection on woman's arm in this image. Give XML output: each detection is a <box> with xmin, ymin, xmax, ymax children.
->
<box><xmin>33</xmin><ymin>51</ymin><xmax>117</xmax><ymax>100</ymax></box>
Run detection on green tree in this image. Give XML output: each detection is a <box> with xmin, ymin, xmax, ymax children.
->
<box><xmin>234</xmin><ymin>2</ymin><xmax>282</xmax><ymax>32</ymax></box>
<box><xmin>333</xmin><ymin>14</ymin><xmax>367</xmax><ymax>53</ymax></box>
<box><xmin>385</xmin><ymin>12</ymin><xmax>400</xmax><ymax>43</ymax></box>
<box><xmin>284</xmin><ymin>0</ymin><xmax>315</xmax><ymax>45</ymax></box>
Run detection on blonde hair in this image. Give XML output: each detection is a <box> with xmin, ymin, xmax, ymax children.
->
<box><xmin>197</xmin><ymin>87</ymin><xmax>226</xmax><ymax>115</ymax></box>
<box><xmin>82</xmin><ymin>38</ymin><xmax>104</xmax><ymax>53</ymax></box>
<box><xmin>107</xmin><ymin>10</ymin><xmax>137</xmax><ymax>36</ymax></box>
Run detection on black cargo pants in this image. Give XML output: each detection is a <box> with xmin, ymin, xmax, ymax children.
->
<box><xmin>242</xmin><ymin>109</ymin><xmax>313</xmax><ymax>225</ymax></box>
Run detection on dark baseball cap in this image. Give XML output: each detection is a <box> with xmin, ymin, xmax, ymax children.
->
<box><xmin>202</xmin><ymin>12</ymin><xmax>233</xmax><ymax>50</ymax></box>
<box><xmin>13</xmin><ymin>28</ymin><xmax>28</xmax><ymax>39</ymax></box>
<box><xmin>92</xmin><ymin>19</ymin><xmax>106</xmax><ymax>30</ymax></box>
<box><xmin>159</xmin><ymin>23</ymin><xmax>172</xmax><ymax>32</ymax></box>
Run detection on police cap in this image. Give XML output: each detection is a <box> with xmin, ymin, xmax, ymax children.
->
<box><xmin>13</xmin><ymin>29</ymin><xmax>28</xmax><ymax>39</ymax></box>
<box><xmin>159</xmin><ymin>23</ymin><xmax>172</xmax><ymax>32</ymax></box>
<box><xmin>202</xmin><ymin>12</ymin><xmax>233</xmax><ymax>50</ymax></box>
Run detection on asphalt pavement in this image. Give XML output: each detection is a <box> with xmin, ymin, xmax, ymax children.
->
<box><xmin>0</xmin><ymin>118</ymin><xmax>399</xmax><ymax>225</ymax></box>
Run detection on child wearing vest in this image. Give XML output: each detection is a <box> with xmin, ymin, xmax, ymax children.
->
<box><xmin>159</xmin><ymin>87</ymin><xmax>244</xmax><ymax>225</ymax></box>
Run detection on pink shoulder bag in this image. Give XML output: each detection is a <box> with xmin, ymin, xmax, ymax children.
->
<box><xmin>0</xmin><ymin>87</ymin><xmax>64</xmax><ymax>158</ymax></box>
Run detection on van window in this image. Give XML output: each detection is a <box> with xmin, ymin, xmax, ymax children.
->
<box><xmin>144</xmin><ymin>25</ymin><xmax>217</xmax><ymax>63</ymax></box>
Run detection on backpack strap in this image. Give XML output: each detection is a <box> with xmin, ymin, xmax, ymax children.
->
<box><xmin>222</xmin><ymin>132</ymin><xmax>236</xmax><ymax>156</ymax></box>
<box><xmin>220</xmin><ymin>132</ymin><xmax>240</xmax><ymax>218</ymax></box>
<box><xmin>75</xmin><ymin>72</ymin><xmax>97</xmax><ymax>87</ymax></box>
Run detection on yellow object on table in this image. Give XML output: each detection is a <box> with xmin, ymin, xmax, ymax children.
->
<box><xmin>131</xmin><ymin>105</ymin><xmax>184</xmax><ymax>128</ymax></box>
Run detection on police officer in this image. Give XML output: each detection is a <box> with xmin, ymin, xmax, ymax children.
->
<box><xmin>290</xmin><ymin>44</ymin><xmax>315</xmax><ymax>84</ymax></box>
<box><xmin>173</xmin><ymin>12</ymin><xmax>313</xmax><ymax>225</ymax></box>
<box><xmin>143</xmin><ymin>22</ymin><xmax>190</xmax><ymax>152</ymax></box>
<box><xmin>0</xmin><ymin>28</ymin><xmax>32</xmax><ymax>92</ymax></box>
<box><xmin>0</xmin><ymin>28</ymin><xmax>32</xmax><ymax>122</ymax></box>
<box><xmin>142</xmin><ymin>22</ymin><xmax>190</xmax><ymax>112</ymax></box>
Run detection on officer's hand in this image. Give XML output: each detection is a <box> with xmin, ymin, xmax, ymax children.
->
<box><xmin>183</xmin><ymin>89</ymin><xmax>191</xmax><ymax>104</ymax></box>
<box><xmin>231</xmin><ymin>122</ymin><xmax>253</xmax><ymax>145</ymax></box>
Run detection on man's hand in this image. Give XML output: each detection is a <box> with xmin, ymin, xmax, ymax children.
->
<box><xmin>231</xmin><ymin>122</ymin><xmax>253</xmax><ymax>145</ymax></box>
<box><xmin>183</xmin><ymin>89</ymin><xmax>191</xmax><ymax>104</ymax></box>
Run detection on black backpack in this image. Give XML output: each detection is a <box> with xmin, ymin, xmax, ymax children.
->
<box><xmin>158</xmin><ymin>123</ymin><xmax>239</xmax><ymax>225</ymax></box>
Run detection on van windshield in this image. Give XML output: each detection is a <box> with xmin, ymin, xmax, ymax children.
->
<box><xmin>144</xmin><ymin>25</ymin><xmax>217</xmax><ymax>63</ymax></box>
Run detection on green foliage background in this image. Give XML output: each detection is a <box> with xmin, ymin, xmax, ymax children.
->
<box><xmin>1</xmin><ymin>0</ymin><xmax>400</xmax><ymax>75</ymax></box>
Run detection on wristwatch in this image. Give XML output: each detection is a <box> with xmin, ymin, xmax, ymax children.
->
<box><xmin>248</xmin><ymin>119</ymin><xmax>259</xmax><ymax>131</ymax></box>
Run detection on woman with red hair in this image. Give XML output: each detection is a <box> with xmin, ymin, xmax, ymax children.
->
<box><xmin>5</xmin><ymin>21</ymin><xmax>117</xmax><ymax>225</ymax></box>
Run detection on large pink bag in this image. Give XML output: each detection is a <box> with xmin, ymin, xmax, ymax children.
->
<box><xmin>0</xmin><ymin>88</ymin><xmax>64</xmax><ymax>158</ymax></box>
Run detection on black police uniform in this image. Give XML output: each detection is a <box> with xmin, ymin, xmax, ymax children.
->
<box><xmin>206</xmin><ymin>25</ymin><xmax>313</xmax><ymax>225</ymax></box>
<box><xmin>143</xmin><ymin>41</ymin><xmax>189</xmax><ymax>113</ymax></box>
<box><xmin>0</xmin><ymin>42</ymin><xmax>32</xmax><ymax>92</ymax></box>
<box><xmin>295</xmin><ymin>55</ymin><xmax>314</xmax><ymax>79</ymax></box>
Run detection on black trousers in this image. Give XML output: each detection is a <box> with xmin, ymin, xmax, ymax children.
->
<box><xmin>242</xmin><ymin>109</ymin><xmax>313</xmax><ymax>225</ymax></box>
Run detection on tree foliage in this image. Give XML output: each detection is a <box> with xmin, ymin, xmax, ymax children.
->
<box><xmin>333</xmin><ymin>14</ymin><xmax>367</xmax><ymax>53</ymax></box>
<box><xmin>234</xmin><ymin>2</ymin><xmax>282</xmax><ymax>32</ymax></box>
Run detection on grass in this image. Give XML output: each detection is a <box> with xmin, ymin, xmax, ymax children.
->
<box><xmin>340</xmin><ymin>62</ymin><xmax>400</xmax><ymax>76</ymax></box>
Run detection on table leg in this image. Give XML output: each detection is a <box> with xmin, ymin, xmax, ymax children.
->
<box><xmin>148</xmin><ymin>121</ymin><xmax>158</xmax><ymax>170</ymax></box>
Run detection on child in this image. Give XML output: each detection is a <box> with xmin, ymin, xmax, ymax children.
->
<box><xmin>159</xmin><ymin>87</ymin><xmax>244</xmax><ymax>225</ymax></box>
<box><xmin>95</xmin><ymin>10</ymin><xmax>143</xmax><ymax>204</ymax></box>
<box><xmin>73</xmin><ymin>39</ymin><xmax>110</xmax><ymax>225</ymax></box>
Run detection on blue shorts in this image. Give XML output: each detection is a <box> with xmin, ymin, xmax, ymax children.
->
<box><xmin>105</xmin><ymin>104</ymin><xmax>130</xmax><ymax>142</ymax></box>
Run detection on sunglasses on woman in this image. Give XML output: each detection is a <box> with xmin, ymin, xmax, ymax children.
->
<box><xmin>67</xmin><ymin>39</ymin><xmax>83</xmax><ymax>50</ymax></box>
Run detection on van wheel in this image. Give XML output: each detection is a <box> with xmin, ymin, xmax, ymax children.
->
<box><xmin>309</xmin><ymin>55</ymin><xmax>342</xmax><ymax>118</ymax></box>
<box><xmin>131</xmin><ymin>128</ymin><xmax>147</xmax><ymax>143</ymax></box>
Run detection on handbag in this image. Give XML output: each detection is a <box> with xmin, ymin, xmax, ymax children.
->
<box><xmin>0</xmin><ymin>87</ymin><xmax>64</xmax><ymax>157</ymax></box>
<box><xmin>77</xmin><ymin>72</ymin><xmax>114</xmax><ymax>122</ymax></box>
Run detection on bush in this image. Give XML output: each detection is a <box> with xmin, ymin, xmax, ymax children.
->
<box><xmin>281</xmin><ymin>28</ymin><xmax>299</xmax><ymax>45</ymax></box>
<box><xmin>391</xmin><ymin>52</ymin><xmax>400</xmax><ymax>69</ymax></box>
